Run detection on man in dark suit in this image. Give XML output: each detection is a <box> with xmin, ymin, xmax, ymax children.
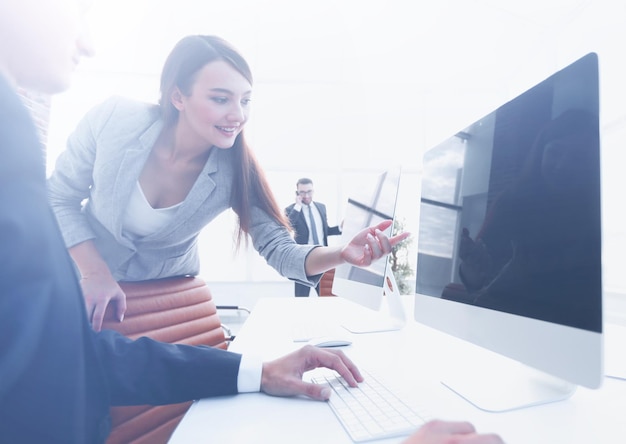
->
<box><xmin>0</xmin><ymin>2</ymin><xmax>364</xmax><ymax>442</ymax></box>
<box><xmin>285</xmin><ymin>178</ymin><xmax>342</xmax><ymax>296</ymax></box>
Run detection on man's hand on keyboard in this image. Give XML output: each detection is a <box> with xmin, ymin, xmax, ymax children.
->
<box><xmin>260</xmin><ymin>345</ymin><xmax>364</xmax><ymax>401</ymax></box>
<box><xmin>403</xmin><ymin>420</ymin><xmax>505</xmax><ymax>444</ymax></box>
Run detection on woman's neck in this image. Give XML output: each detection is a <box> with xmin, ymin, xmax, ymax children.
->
<box><xmin>157</xmin><ymin>124</ymin><xmax>212</xmax><ymax>165</ymax></box>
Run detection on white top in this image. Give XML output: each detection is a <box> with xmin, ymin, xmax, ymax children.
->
<box><xmin>121</xmin><ymin>181</ymin><xmax>262</xmax><ymax>391</ymax></box>
<box><xmin>122</xmin><ymin>181</ymin><xmax>182</xmax><ymax>239</ymax></box>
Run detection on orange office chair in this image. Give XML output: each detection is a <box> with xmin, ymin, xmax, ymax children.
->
<box><xmin>101</xmin><ymin>276</ymin><xmax>229</xmax><ymax>444</ymax></box>
<box><xmin>318</xmin><ymin>268</ymin><xmax>337</xmax><ymax>296</ymax></box>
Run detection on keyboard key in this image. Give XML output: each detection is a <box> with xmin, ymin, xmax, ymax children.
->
<box><xmin>311</xmin><ymin>369</ymin><xmax>428</xmax><ymax>442</ymax></box>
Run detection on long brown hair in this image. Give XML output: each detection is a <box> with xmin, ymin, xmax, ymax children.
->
<box><xmin>159</xmin><ymin>35</ymin><xmax>290</xmax><ymax>246</ymax></box>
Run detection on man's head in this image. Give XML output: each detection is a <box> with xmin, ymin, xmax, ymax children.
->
<box><xmin>296</xmin><ymin>177</ymin><xmax>314</xmax><ymax>205</ymax></box>
<box><xmin>0</xmin><ymin>0</ymin><xmax>94</xmax><ymax>94</ymax></box>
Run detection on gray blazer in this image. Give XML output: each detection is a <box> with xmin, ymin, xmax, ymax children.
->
<box><xmin>48</xmin><ymin>96</ymin><xmax>317</xmax><ymax>285</ymax></box>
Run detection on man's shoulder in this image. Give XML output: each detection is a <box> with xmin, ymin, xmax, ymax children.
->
<box><xmin>285</xmin><ymin>204</ymin><xmax>303</xmax><ymax>221</ymax></box>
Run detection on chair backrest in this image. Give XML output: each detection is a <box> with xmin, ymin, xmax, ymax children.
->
<box><xmin>101</xmin><ymin>276</ymin><xmax>226</xmax><ymax>444</ymax></box>
<box><xmin>319</xmin><ymin>268</ymin><xmax>337</xmax><ymax>296</ymax></box>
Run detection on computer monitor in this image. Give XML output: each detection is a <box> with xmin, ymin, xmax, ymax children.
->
<box><xmin>413</xmin><ymin>52</ymin><xmax>603</xmax><ymax>412</ymax></box>
<box><xmin>332</xmin><ymin>168</ymin><xmax>406</xmax><ymax>333</ymax></box>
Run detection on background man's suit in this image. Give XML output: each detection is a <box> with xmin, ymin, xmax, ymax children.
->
<box><xmin>285</xmin><ymin>201</ymin><xmax>341</xmax><ymax>296</ymax></box>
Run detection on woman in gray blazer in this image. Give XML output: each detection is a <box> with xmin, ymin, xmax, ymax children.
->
<box><xmin>48</xmin><ymin>35</ymin><xmax>409</xmax><ymax>331</ymax></box>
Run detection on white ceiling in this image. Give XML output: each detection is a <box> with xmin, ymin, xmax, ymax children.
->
<box><xmin>77</xmin><ymin>0</ymin><xmax>624</xmax><ymax>138</ymax></box>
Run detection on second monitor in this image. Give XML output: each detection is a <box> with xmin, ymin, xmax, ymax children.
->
<box><xmin>332</xmin><ymin>168</ymin><xmax>405</xmax><ymax>333</ymax></box>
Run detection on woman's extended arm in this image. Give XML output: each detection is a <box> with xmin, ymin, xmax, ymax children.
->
<box><xmin>304</xmin><ymin>220</ymin><xmax>410</xmax><ymax>276</ymax></box>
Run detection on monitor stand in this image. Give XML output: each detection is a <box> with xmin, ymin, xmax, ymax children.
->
<box><xmin>440</xmin><ymin>341</ymin><xmax>577</xmax><ymax>413</ymax></box>
<box><xmin>341</xmin><ymin>263</ymin><xmax>406</xmax><ymax>334</ymax></box>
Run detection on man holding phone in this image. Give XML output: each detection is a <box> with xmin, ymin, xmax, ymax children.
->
<box><xmin>285</xmin><ymin>177</ymin><xmax>342</xmax><ymax>296</ymax></box>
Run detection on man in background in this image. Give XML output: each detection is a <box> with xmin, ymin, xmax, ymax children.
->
<box><xmin>285</xmin><ymin>177</ymin><xmax>342</xmax><ymax>296</ymax></box>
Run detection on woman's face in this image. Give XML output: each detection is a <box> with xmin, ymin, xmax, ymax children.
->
<box><xmin>175</xmin><ymin>60</ymin><xmax>252</xmax><ymax>149</ymax></box>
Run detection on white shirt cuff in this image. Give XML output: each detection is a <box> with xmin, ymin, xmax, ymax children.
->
<box><xmin>294</xmin><ymin>204</ymin><xmax>302</xmax><ymax>212</ymax></box>
<box><xmin>237</xmin><ymin>354</ymin><xmax>263</xmax><ymax>393</ymax></box>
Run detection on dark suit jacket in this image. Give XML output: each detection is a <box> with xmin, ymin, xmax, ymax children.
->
<box><xmin>285</xmin><ymin>201</ymin><xmax>341</xmax><ymax>246</ymax></box>
<box><xmin>0</xmin><ymin>76</ymin><xmax>241</xmax><ymax>444</ymax></box>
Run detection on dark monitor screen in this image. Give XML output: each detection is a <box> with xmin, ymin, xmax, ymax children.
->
<box><xmin>416</xmin><ymin>52</ymin><xmax>602</xmax><ymax>333</ymax></box>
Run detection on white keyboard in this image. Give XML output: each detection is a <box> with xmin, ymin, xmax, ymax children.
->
<box><xmin>310</xmin><ymin>368</ymin><xmax>429</xmax><ymax>442</ymax></box>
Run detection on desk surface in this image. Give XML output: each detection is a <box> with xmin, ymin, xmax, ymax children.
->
<box><xmin>170</xmin><ymin>297</ymin><xmax>626</xmax><ymax>444</ymax></box>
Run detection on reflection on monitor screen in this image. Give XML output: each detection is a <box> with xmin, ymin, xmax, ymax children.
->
<box><xmin>332</xmin><ymin>169</ymin><xmax>405</xmax><ymax>333</ymax></box>
<box><xmin>414</xmin><ymin>53</ymin><xmax>603</xmax><ymax>412</ymax></box>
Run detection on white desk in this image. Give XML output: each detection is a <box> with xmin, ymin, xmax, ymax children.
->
<box><xmin>170</xmin><ymin>297</ymin><xmax>626</xmax><ymax>443</ymax></box>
